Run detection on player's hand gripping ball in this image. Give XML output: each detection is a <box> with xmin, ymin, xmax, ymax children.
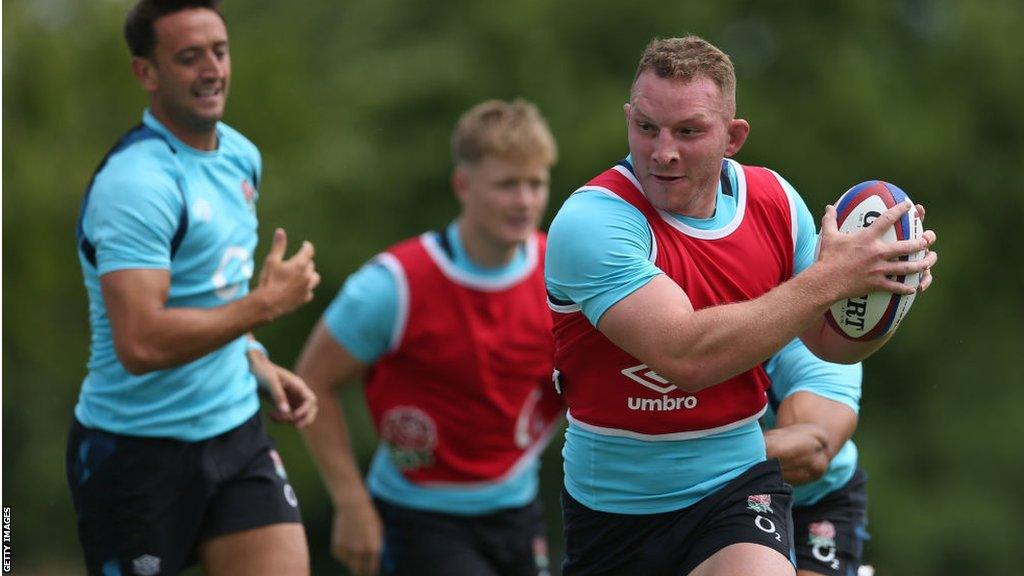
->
<box><xmin>825</xmin><ymin>180</ymin><xmax>925</xmax><ymax>340</ymax></box>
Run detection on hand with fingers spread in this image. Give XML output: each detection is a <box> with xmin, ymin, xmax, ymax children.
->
<box><xmin>815</xmin><ymin>200</ymin><xmax>938</xmax><ymax>302</ymax></box>
<box><xmin>248</xmin><ymin>348</ymin><xmax>319</xmax><ymax>428</ymax></box>
<box><xmin>255</xmin><ymin>228</ymin><xmax>321</xmax><ymax>321</ymax></box>
<box><xmin>913</xmin><ymin>203</ymin><xmax>937</xmax><ymax>292</ymax></box>
<box><xmin>332</xmin><ymin>500</ymin><xmax>384</xmax><ymax>576</ymax></box>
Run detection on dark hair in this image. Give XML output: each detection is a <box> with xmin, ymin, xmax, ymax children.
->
<box><xmin>124</xmin><ymin>0</ymin><xmax>224</xmax><ymax>58</ymax></box>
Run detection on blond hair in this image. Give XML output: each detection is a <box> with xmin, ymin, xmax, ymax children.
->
<box><xmin>632</xmin><ymin>36</ymin><xmax>737</xmax><ymax>112</ymax></box>
<box><xmin>451</xmin><ymin>99</ymin><xmax>558</xmax><ymax>167</ymax></box>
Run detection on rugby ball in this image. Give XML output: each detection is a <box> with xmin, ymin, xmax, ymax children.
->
<box><xmin>825</xmin><ymin>180</ymin><xmax>924</xmax><ymax>340</ymax></box>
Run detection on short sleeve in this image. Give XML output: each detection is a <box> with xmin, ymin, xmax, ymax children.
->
<box><xmin>765</xmin><ymin>339</ymin><xmax>862</xmax><ymax>413</ymax></box>
<box><xmin>775</xmin><ymin>174</ymin><xmax>818</xmax><ymax>275</ymax></box>
<box><xmin>85</xmin><ymin>170</ymin><xmax>182</xmax><ymax>275</ymax></box>
<box><xmin>322</xmin><ymin>261</ymin><xmax>398</xmax><ymax>364</ymax></box>
<box><xmin>545</xmin><ymin>190</ymin><xmax>662</xmax><ymax>326</ymax></box>
<box><xmin>253</xmin><ymin>149</ymin><xmax>262</xmax><ymax>191</ymax></box>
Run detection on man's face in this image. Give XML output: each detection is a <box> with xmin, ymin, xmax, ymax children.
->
<box><xmin>625</xmin><ymin>71</ymin><xmax>748</xmax><ymax>217</ymax></box>
<box><xmin>455</xmin><ymin>156</ymin><xmax>551</xmax><ymax>249</ymax></box>
<box><xmin>136</xmin><ymin>8</ymin><xmax>230</xmax><ymax>142</ymax></box>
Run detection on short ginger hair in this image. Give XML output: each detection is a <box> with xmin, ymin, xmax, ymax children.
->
<box><xmin>632</xmin><ymin>36</ymin><xmax>738</xmax><ymax>114</ymax></box>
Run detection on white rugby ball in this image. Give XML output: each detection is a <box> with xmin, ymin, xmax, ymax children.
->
<box><xmin>825</xmin><ymin>180</ymin><xmax>925</xmax><ymax>340</ymax></box>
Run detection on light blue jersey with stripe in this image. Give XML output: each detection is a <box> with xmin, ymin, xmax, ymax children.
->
<box><xmin>75</xmin><ymin>110</ymin><xmax>261</xmax><ymax>441</ymax></box>
<box><xmin>545</xmin><ymin>158</ymin><xmax>818</xmax><ymax>514</ymax></box>
<box><xmin>323</xmin><ymin>222</ymin><xmax>543</xmax><ymax>515</ymax></box>
<box><xmin>764</xmin><ymin>339</ymin><xmax>862</xmax><ymax>507</ymax></box>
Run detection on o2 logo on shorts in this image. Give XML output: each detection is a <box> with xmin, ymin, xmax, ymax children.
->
<box><xmin>747</xmin><ymin>494</ymin><xmax>782</xmax><ymax>543</ymax></box>
<box><xmin>268</xmin><ymin>449</ymin><xmax>300</xmax><ymax>508</ymax></box>
<box><xmin>809</xmin><ymin>520</ymin><xmax>840</xmax><ymax>569</ymax></box>
<box><xmin>283</xmin><ymin>484</ymin><xmax>299</xmax><ymax>508</ymax></box>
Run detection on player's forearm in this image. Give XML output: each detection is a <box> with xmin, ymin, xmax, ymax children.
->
<box><xmin>300</xmin><ymin>393</ymin><xmax>373</xmax><ymax>509</ymax></box>
<box><xmin>115</xmin><ymin>290</ymin><xmax>276</xmax><ymax>374</ymax></box>
<box><xmin>800</xmin><ymin>317</ymin><xmax>891</xmax><ymax>364</ymax></box>
<box><xmin>774</xmin><ymin>392</ymin><xmax>858</xmax><ymax>465</ymax></box>
<box><xmin>764</xmin><ymin>425</ymin><xmax>831</xmax><ymax>485</ymax></box>
<box><xmin>658</xmin><ymin>266</ymin><xmax>839</xmax><ymax>391</ymax></box>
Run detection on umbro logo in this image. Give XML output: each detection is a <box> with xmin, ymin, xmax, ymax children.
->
<box><xmin>622</xmin><ymin>364</ymin><xmax>698</xmax><ymax>412</ymax></box>
<box><xmin>621</xmin><ymin>364</ymin><xmax>677</xmax><ymax>394</ymax></box>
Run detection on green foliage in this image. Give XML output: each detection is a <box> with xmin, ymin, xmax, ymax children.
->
<box><xmin>4</xmin><ymin>0</ymin><xmax>1023</xmax><ymax>574</ymax></box>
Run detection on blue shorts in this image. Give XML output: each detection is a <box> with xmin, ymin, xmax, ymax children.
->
<box><xmin>375</xmin><ymin>497</ymin><xmax>551</xmax><ymax>576</ymax></box>
<box><xmin>561</xmin><ymin>459</ymin><xmax>795</xmax><ymax>576</ymax></box>
<box><xmin>65</xmin><ymin>413</ymin><xmax>302</xmax><ymax>576</ymax></box>
<box><xmin>792</xmin><ymin>468</ymin><xmax>870</xmax><ymax>576</ymax></box>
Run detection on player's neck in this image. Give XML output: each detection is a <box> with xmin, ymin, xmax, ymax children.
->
<box><xmin>456</xmin><ymin>220</ymin><xmax>519</xmax><ymax>269</ymax></box>
<box><xmin>149</xmin><ymin>106</ymin><xmax>219</xmax><ymax>151</ymax></box>
<box><xmin>677</xmin><ymin>191</ymin><xmax>717</xmax><ymax>219</ymax></box>
<box><xmin>652</xmin><ymin>181</ymin><xmax>719</xmax><ymax>219</ymax></box>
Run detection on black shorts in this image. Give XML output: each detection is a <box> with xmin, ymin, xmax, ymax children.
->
<box><xmin>792</xmin><ymin>468</ymin><xmax>869</xmax><ymax>576</ymax></box>
<box><xmin>65</xmin><ymin>413</ymin><xmax>302</xmax><ymax>576</ymax></box>
<box><xmin>561</xmin><ymin>458</ymin><xmax>795</xmax><ymax>576</ymax></box>
<box><xmin>374</xmin><ymin>497</ymin><xmax>551</xmax><ymax>576</ymax></box>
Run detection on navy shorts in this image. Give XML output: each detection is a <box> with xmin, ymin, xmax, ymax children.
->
<box><xmin>65</xmin><ymin>413</ymin><xmax>302</xmax><ymax>576</ymax></box>
<box><xmin>375</xmin><ymin>497</ymin><xmax>551</xmax><ymax>576</ymax></box>
<box><xmin>792</xmin><ymin>468</ymin><xmax>869</xmax><ymax>576</ymax></box>
<box><xmin>561</xmin><ymin>459</ymin><xmax>795</xmax><ymax>576</ymax></box>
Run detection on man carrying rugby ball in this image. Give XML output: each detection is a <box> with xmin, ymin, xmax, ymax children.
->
<box><xmin>545</xmin><ymin>35</ymin><xmax>937</xmax><ymax>576</ymax></box>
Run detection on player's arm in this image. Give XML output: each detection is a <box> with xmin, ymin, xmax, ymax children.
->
<box><xmin>296</xmin><ymin>321</ymin><xmax>382</xmax><ymax>576</ymax></box>
<box><xmin>102</xmin><ymin>228</ymin><xmax>319</xmax><ymax>374</ymax></box>
<box><xmin>295</xmin><ymin>261</ymin><xmax>395</xmax><ymax>576</ymax></box>
<box><xmin>245</xmin><ymin>335</ymin><xmax>318</xmax><ymax>428</ymax></box>
<box><xmin>599</xmin><ymin>202</ymin><xmax>934</xmax><ymax>390</ymax></box>
<box><xmin>765</xmin><ymin>392</ymin><xmax>858</xmax><ymax>485</ymax></box>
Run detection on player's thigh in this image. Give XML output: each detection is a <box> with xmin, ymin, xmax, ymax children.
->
<box><xmin>199</xmin><ymin>523</ymin><xmax>308</xmax><ymax>576</ymax></box>
<box><xmin>675</xmin><ymin>459</ymin><xmax>795</xmax><ymax>576</ymax></box>
<box><xmin>197</xmin><ymin>418</ymin><xmax>308</xmax><ymax>575</ymax></box>
<box><xmin>385</xmin><ymin>540</ymin><xmax>499</xmax><ymax>576</ymax></box>
<box><xmin>66</xmin><ymin>420</ymin><xmax>206</xmax><ymax>575</ymax></box>
<box><xmin>198</xmin><ymin>417</ymin><xmax>304</xmax><ymax>541</ymax></box>
<box><xmin>377</xmin><ymin>500</ymin><xmax>498</xmax><ymax>576</ymax></box>
<box><xmin>791</xmin><ymin>474</ymin><xmax>869</xmax><ymax>576</ymax></box>
<box><xmin>688</xmin><ymin>542</ymin><xmax>795</xmax><ymax>576</ymax></box>
<box><xmin>480</xmin><ymin>500</ymin><xmax>551</xmax><ymax>576</ymax></box>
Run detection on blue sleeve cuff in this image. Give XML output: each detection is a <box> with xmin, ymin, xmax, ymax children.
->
<box><xmin>246</xmin><ymin>338</ymin><xmax>268</xmax><ymax>359</ymax></box>
<box><xmin>323</xmin><ymin>261</ymin><xmax>398</xmax><ymax>364</ymax></box>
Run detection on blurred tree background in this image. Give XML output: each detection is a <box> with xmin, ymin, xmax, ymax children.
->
<box><xmin>4</xmin><ymin>0</ymin><xmax>1023</xmax><ymax>574</ymax></box>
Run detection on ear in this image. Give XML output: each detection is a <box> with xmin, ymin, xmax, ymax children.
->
<box><xmin>623</xmin><ymin>102</ymin><xmax>631</xmax><ymax>122</ymax></box>
<box><xmin>724</xmin><ymin>118</ymin><xmax>750</xmax><ymax>157</ymax></box>
<box><xmin>452</xmin><ymin>166</ymin><xmax>469</xmax><ymax>204</ymax></box>
<box><xmin>131</xmin><ymin>56</ymin><xmax>158</xmax><ymax>92</ymax></box>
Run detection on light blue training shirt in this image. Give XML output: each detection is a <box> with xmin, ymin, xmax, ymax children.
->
<box><xmin>323</xmin><ymin>222</ymin><xmax>545</xmax><ymax>515</ymax></box>
<box><xmin>545</xmin><ymin>157</ymin><xmax>818</xmax><ymax>514</ymax></box>
<box><xmin>75</xmin><ymin>109</ymin><xmax>261</xmax><ymax>441</ymax></box>
<box><xmin>763</xmin><ymin>338</ymin><xmax>862</xmax><ymax>507</ymax></box>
